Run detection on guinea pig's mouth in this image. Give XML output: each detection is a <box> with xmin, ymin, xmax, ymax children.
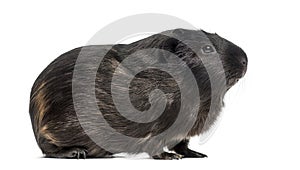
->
<box><xmin>227</xmin><ymin>77</ymin><xmax>240</xmax><ymax>86</ymax></box>
<box><xmin>226</xmin><ymin>71</ymin><xmax>245</xmax><ymax>87</ymax></box>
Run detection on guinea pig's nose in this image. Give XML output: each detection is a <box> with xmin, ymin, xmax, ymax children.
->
<box><xmin>240</xmin><ymin>56</ymin><xmax>247</xmax><ymax>67</ymax></box>
<box><xmin>239</xmin><ymin>55</ymin><xmax>248</xmax><ymax>77</ymax></box>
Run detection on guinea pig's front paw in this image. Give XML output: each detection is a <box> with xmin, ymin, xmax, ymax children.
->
<box><xmin>152</xmin><ymin>152</ymin><xmax>183</xmax><ymax>160</ymax></box>
<box><xmin>180</xmin><ymin>149</ymin><xmax>208</xmax><ymax>158</ymax></box>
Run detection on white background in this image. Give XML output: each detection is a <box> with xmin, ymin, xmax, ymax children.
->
<box><xmin>1</xmin><ymin>0</ymin><xmax>299</xmax><ymax>169</ymax></box>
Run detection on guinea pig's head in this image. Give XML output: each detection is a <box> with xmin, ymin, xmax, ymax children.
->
<box><xmin>203</xmin><ymin>31</ymin><xmax>248</xmax><ymax>87</ymax></box>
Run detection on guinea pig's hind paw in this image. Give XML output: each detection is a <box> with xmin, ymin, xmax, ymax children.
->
<box><xmin>45</xmin><ymin>147</ymin><xmax>88</xmax><ymax>159</ymax></box>
<box><xmin>75</xmin><ymin>149</ymin><xmax>87</xmax><ymax>159</ymax></box>
<box><xmin>152</xmin><ymin>152</ymin><xmax>183</xmax><ymax>160</ymax></box>
<box><xmin>71</xmin><ymin>148</ymin><xmax>87</xmax><ymax>159</ymax></box>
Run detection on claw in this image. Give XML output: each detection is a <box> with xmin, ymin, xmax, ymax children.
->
<box><xmin>82</xmin><ymin>150</ymin><xmax>86</xmax><ymax>159</ymax></box>
<box><xmin>77</xmin><ymin>151</ymin><xmax>80</xmax><ymax>159</ymax></box>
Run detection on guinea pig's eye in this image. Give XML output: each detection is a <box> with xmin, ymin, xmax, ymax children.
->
<box><xmin>202</xmin><ymin>45</ymin><xmax>214</xmax><ymax>53</ymax></box>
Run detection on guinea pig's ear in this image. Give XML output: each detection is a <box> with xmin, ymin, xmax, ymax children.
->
<box><xmin>161</xmin><ymin>37</ymin><xmax>181</xmax><ymax>53</ymax></box>
<box><xmin>156</xmin><ymin>37</ymin><xmax>181</xmax><ymax>63</ymax></box>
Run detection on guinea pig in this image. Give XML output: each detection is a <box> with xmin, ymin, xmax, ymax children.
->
<box><xmin>29</xmin><ymin>28</ymin><xmax>247</xmax><ymax>159</ymax></box>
